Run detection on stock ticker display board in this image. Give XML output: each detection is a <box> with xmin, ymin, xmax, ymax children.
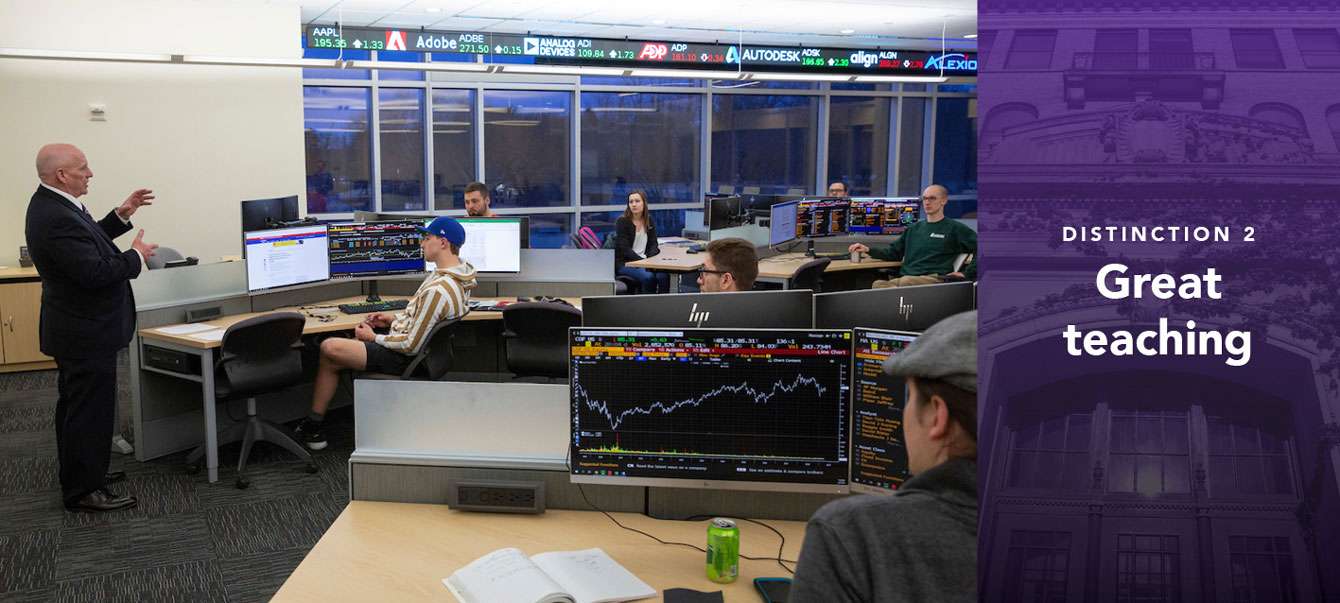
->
<box><xmin>305</xmin><ymin>26</ymin><xmax>977</xmax><ymax>77</ymax></box>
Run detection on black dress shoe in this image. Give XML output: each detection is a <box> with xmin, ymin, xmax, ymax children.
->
<box><xmin>105</xmin><ymin>471</ymin><xmax>127</xmax><ymax>485</ymax></box>
<box><xmin>65</xmin><ymin>488</ymin><xmax>137</xmax><ymax>513</ymax></box>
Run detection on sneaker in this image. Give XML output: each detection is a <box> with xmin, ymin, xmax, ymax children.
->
<box><xmin>294</xmin><ymin>419</ymin><xmax>327</xmax><ymax>451</ymax></box>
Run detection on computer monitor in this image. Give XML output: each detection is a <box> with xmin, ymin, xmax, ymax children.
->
<box><xmin>769</xmin><ymin>201</ymin><xmax>799</xmax><ymax>247</ymax></box>
<box><xmin>240</xmin><ymin>195</ymin><xmax>300</xmax><ymax>232</ymax></box>
<box><xmin>795</xmin><ymin>199</ymin><xmax>850</xmax><ymax>238</ymax></box>
<box><xmin>708</xmin><ymin>196</ymin><xmax>744</xmax><ymax>230</ymax></box>
<box><xmin>814</xmin><ymin>281</ymin><xmax>975</xmax><ymax>331</ymax></box>
<box><xmin>569</xmin><ymin>327</ymin><xmax>851</xmax><ymax>493</ymax></box>
<box><xmin>850</xmin><ymin>328</ymin><xmax>917</xmax><ymax>494</ymax></box>
<box><xmin>847</xmin><ymin>198</ymin><xmax>921</xmax><ymax>235</ymax></box>
<box><xmin>455</xmin><ymin>217</ymin><xmax>523</xmax><ymax>273</ymax></box>
<box><xmin>581</xmin><ymin>290</ymin><xmax>814</xmax><ymax>329</ymax></box>
<box><xmin>244</xmin><ymin>225</ymin><xmax>330</xmax><ymax>293</ymax></box>
<box><xmin>326</xmin><ymin>221</ymin><xmax>425</xmax><ymax>280</ymax></box>
<box><xmin>881</xmin><ymin>199</ymin><xmax>921</xmax><ymax>234</ymax></box>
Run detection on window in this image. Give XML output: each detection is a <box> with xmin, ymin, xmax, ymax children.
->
<box><xmin>1327</xmin><ymin>104</ymin><xmax>1340</xmax><ymax>154</ymax></box>
<box><xmin>1004</xmin><ymin>531</ymin><xmax>1072</xmax><ymax>603</ymax></box>
<box><xmin>1093</xmin><ymin>29</ymin><xmax>1138</xmax><ymax>69</ymax></box>
<box><xmin>431</xmin><ymin>89</ymin><xmax>476</xmax><ymax>210</ymax></box>
<box><xmin>1150</xmin><ymin>30</ymin><xmax>1195</xmax><ymax>69</ymax></box>
<box><xmin>379</xmin><ymin>88</ymin><xmax>426</xmax><ymax>211</ymax></box>
<box><xmin>1228</xmin><ymin>536</ymin><xmax>1297</xmax><ymax>603</ymax></box>
<box><xmin>828</xmin><ymin>97</ymin><xmax>891</xmax><ymax>196</ymax></box>
<box><xmin>1230</xmin><ymin>30</ymin><xmax>1285</xmax><ymax>69</ymax></box>
<box><xmin>303</xmin><ymin>87</ymin><xmax>373</xmax><ymax>213</ymax></box>
<box><xmin>1207</xmin><ymin>417</ymin><xmax>1294</xmax><ymax>496</ymax></box>
<box><xmin>1108</xmin><ymin>411</ymin><xmax>1190</xmax><ymax>495</ymax></box>
<box><xmin>301</xmin><ymin>40</ymin><xmax>369</xmax><ymax>80</ymax></box>
<box><xmin>1248</xmin><ymin>103</ymin><xmax>1307</xmax><ymax>135</ymax></box>
<box><xmin>484</xmin><ymin>90</ymin><xmax>571</xmax><ymax>208</ymax></box>
<box><xmin>1007</xmin><ymin>30</ymin><xmax>1057</xmax><ymax>69</ymax></box>
<box><xmin>897</xmin><ymin>97</ymin><xmax>927</xmax><ymax>196</ymax></box>
<box><xmin>526</xmin><ymin>213</ymin><xmax>571</xmax><ymax>250</ymax></box>
<box><xmin>1117</xmin><ymin>534</ymin><xmax>1182</xmax><ymax>603</ymax></box>
<box><xmin>933</xmin><ymin>98</ymin><xmax>977</xmax><ymax>195</ymax></box>
<box><xmin>978</xmin><ymin>31</ymin><xmax>998</xmax><ymax>64</ymax></box>
<box><xmin>711</xmin><ymin>95</ymin><xmax>818</xmax><ymax>195</ymax></box>
<box><xmin>377</xmin><ymin>50</ymin><xmax>424</xmax><ymax>81</ymax></box>
<box><xmin>1294</xmin><ymin>29</ymin><xmax>1340</xmax><ymax>68</ymax></box>
<box><xmin>579</xmin><ymin>92</ymin><xmax>701</xmax><ymax>206</ymax></box>
<box><xmin>1007</xmin><ymin>413</ymin><xmax>1092</xmax><ymax>491</ymax></box>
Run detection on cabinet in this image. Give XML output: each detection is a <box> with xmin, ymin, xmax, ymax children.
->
<box><xmin>0</xmin><ymin>268</ymin><xmax>54</xmax><ymax>370</ymax></box>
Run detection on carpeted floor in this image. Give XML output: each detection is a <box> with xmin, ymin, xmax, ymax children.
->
<box><xmin>0</xmin><ymin>367</ymin><xmax>353</xmax><ymax>603</ymax></box>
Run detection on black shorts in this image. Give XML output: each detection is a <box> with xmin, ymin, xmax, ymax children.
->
<box><xmin>363</xmin><ymin>342</ymin><xmax>414</xmax><ymax>377</ymax></box>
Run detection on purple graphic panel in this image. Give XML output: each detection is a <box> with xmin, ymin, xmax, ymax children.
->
<box><xmin>977</xmin><ymin>2</ymin><xmax>1340</xmax><ymax>602</ymax></box>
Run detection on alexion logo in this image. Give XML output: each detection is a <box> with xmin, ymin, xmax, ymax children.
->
<box><xmin>639</xmin><ymin>43</ymin><xmax>668</xmax><ymax>60</ymax></box>
<box><xmin>924</xmin><ymin>53</ymin><xmax>976</xmax><ymax>71</ymax></box>
<box><xmin>385</xmin><ymin>31</ymin><xmax>407</xmax><ymax>51</ymax></box>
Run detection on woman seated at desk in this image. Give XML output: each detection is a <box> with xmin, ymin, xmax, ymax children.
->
<box><xmin>614</xmin><ymin>189</ymin><xmax>670</xmax><ymax>294</ymax></box>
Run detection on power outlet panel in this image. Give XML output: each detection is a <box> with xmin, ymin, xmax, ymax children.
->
<box><xmin>449</xmin><ymin>479</ymin><xmax>545</xmax><ymax>514</ymax></box>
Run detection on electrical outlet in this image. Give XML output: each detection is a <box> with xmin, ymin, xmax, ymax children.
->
<box><xmin>449</xmin><ymin>479</ymin><xmax>545</xmax><ymax>514</ymax></box>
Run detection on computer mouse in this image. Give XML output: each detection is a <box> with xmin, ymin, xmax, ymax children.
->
<box><xmin>516</xmin><ymin>296</ymin><xmax>531</xmax><ymax>302</ymax></box>
<box><xmin>686</xmin><ymin>249</ymin><xmax>699</xmax><ymax>254</ymax></box>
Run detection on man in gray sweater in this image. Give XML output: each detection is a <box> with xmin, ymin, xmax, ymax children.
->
<box><xmin>791</xmin><ymin>311</ymin><xmax>977</xmax><ymax>603</ymax></box>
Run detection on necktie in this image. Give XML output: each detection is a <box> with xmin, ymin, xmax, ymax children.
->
<box><xmin>80</xmin><ymin>203</ymin><xmax>94</xmax><ymax>220</ymax></box>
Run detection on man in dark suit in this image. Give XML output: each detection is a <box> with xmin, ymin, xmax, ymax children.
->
<box><xmin>25</xmin><ymin>143</ymin><xmax>158</xmax><ymax>513</ymax></box>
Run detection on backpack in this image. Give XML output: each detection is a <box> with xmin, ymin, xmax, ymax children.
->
<box><xmin>575</xmin><ymin>226</ymin><xmax>601</xmax><ymax>250</ymax></box>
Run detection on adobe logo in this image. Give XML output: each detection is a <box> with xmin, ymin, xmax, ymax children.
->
<box><xmin>639</xmin><ymin>43</ymin><xmax>668</xmax><ymax>60</ymax></box>
<box><xmin>386</xmin><ymin>30</ymin><xmax>407</xmax><ymax>51</ymax></box>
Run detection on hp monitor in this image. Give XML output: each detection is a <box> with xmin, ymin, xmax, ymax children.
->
<box><xmin>814</xmin><ymin>281</ymin><xmax>975</xmax><ymax>331</ymax></box>
<box><xmin>850</xmin><ymin>328</ymin><xmax>917</xmax><ymax>494</ymax></box>
<box><xmin>581</xmin><ymin>290</ymin><xmax>813</xmax><ymax>329</ymax></box>
<box><xmin>244</xmin><ymin>225</ymin><xmax>329</xmax><ymax>293</ymax></box>
<box><xmin>569</xmin><ymin>327</ymin><xmax>851</xmax><ymax>493</ymax></box>
<box><xmin>326</xmin><ymin>221</ymin><xmax>426</xmax><ymax>280</ymax></box>
<box><xmin>769</xmin><ymin>201</ymin><xmax>799</xmax><ymax>247</ymax></box>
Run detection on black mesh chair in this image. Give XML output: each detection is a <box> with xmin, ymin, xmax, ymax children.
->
<box><xmin>185</xmin><ymin>312</ymin><xmax>316</xmax><ymax>488</ymax></box>
<box><xmin>502</xmin><ymin>302</ymin><xmax>583</xmax><ymax>380</ymax></box>
<box><xmin>355</xmin><ymin>315</ymin><xmax>466</xmax><ymax>381</ymax></box>
<box><xmin>789</xmin><ymin>258</ymin><xmax>831</xmax><ymax>292</ymax></box>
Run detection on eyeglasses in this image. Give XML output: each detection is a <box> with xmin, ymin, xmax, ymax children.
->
<box><xmin>699</xmin><ymin>269</ymin><xmax>730</xmax><ymax>276</ymax></box>
<box><xmin>920</xmin><ymin>196</ymin><xmax>943</xmax><ymax>202</ymax></box>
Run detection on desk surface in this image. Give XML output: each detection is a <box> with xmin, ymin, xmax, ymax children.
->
<box><xmin>756</xmin><ymin>253</ymin><xmax>900</xmax><ymax>279</ymax></box>
<box><xmin>273</xmin><ymin>502</ymin><xmax>804</xmax><ymax>603</ymax></box>
<box><xmin>0</xmin><ymin>266</ymin><xmax>40</xmax><ymax>280</ymax></box>
<box><xmin>138</xmin><ymin>296</ymin><xmax>582</xmax><ymax>349</ymax></box>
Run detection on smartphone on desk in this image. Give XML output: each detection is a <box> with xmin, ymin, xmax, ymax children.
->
<box><xmin>755</xmin><ymin>577</ymin><xmax>792</xmax><ymax>602</ymax></box>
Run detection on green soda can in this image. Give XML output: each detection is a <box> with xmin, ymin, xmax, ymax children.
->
<box><xmin>706</xmin><ymin>518</ymin><xmax>739</xmax><ymax>583</ymax></box>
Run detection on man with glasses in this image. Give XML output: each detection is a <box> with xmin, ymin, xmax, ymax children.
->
<box><xmin>848</xmin><ymin>184</ymin><xmax>976</xmax><ymax>288</ymax></box>
<box><xmin>697</xmin><ymin>237</ymin><xmax>758</xmax><ymax>293</ymax></box>
<box><xmin>827</xmin><ymin>181</ymin><xmax>848</xmax><ymax>197</ymax></box>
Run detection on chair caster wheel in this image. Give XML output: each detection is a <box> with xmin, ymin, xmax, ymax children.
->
<box><xmin>185</xmin><ymin>461</ymin><xmax>202</xmax><ymax>475</ymax></box>
<box><xmin>236</xmin><ymin>476</ymin><xmax>250</xmax><ymax>489</ymax></box>
<box><xmin>305</xmin><ymin>463</ymin><xmax>319</xmax><ymax>474</ymax></box>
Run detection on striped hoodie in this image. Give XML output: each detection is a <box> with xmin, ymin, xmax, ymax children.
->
<box><xmin>374</xmin><ymin>262</ymin><xmax>477</xmax><ymax>355</ymax></box>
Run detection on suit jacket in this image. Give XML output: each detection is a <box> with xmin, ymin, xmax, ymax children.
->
<box><xmin>25</xmin><ymin>185</ymin><xmax>140</xmax><ymax>359</ymax></box>
<box><xmin>614</xmin><ymin>215</ymin><xmax>660</xmax><ymax>270</ymax></box>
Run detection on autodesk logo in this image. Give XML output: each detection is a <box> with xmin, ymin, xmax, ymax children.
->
<box><xmin>726</xmin><ymin>46</ymin><xmax>739</xmax><ymax>64</ymax></box>
<box><xmin>689</xmin><ymin>302</ymin><xmax>710</xmax><ymax>327</ymax></box>
<box><xmin>924</xmin><ymin>53</ymin><xmax>977</xmax><ymax>71</ymax></box>
<box><xmin>898</xmin><ymin>297</ymin><xmax>914</xmax><ymax>321</ymax></box>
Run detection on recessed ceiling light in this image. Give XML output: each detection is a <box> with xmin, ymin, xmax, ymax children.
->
<box><xmin>652</xmin><ymin>19</ymin><xmax>667</xmax><ymax>25</ymax></box>
<box><xmin>840</xmin><ymin>29</ymin><xmax>855</xmax><ymax>34</ymax></box>
<box><xmin>425</xmin><ymin>7</ymin><xmax>442</xmax><ymax>12</ymax></box>
<box><xmin>964</xmin><ymin>34</ymin><xmax>978</xmax><ymax>39</ymax></box>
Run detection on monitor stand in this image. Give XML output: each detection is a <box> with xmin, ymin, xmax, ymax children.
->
<box><xmin>365</xmin><ymin>280</ymin><xmax>382</xmax><ymax>303</ymax></box>
<box><xmin>804</xmin><ymin>240</ymin><xmax>816</xmax><ymax>258</ymax></box>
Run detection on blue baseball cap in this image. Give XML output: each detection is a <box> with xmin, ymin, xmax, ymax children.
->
<box><xmin>417</xmin><ymin>216</ymin><xmax>466</xmax><ymax>247</ymax></box>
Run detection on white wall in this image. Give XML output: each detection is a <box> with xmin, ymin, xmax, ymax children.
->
<box><xmin>0</xmin><ymin>0</ymin><xmax>305</xmax><ymax>264</ymax></box>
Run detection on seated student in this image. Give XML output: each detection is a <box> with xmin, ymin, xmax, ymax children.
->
<box><xmin>464</xmin><ymin>181</ymin><xmax>497</xmax><ymax>218</ymax></box>
<box><xmin>848</xmin><ymin>184</ymin><xmax>976</xmax><ymax>288</ymax></box>
<box><xmin>295</xmin><ymin>217</ymin><xmax>477</xmax><ymax>450</ymax></box>
<box><xmin>697</xmin><ymin>237</ymin><xmax>758</xmax><ymax>293</ymax></box>
<box><xmin>614</xmin><ymin>189</ymin><xmax>670</xmax><ymax>294</ymax></box>
<box><xmin>791</xmin><ymin>310</ymin><xmax>977</xmax><ymax>603</ymax></box>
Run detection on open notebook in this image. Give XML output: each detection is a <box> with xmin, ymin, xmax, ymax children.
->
<box><xmin>443</xmin><ymin>547</ymin><xmax>656</xmax><ymax>603</ymax></box>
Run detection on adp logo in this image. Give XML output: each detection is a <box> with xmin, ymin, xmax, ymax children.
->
<box><xmin>924</xmin><ymin>53</ymin><xmax>977</xmax><ymax>71</ymax></box>
<box><xmin>639</xmin><ymin>43</ymin><xmax>668</xmax><ymax>60</ymax></box>
<box><xmin>385</xmin><ymin>30</ymin><xmax>407</xmax><ymax>51</ymax></box>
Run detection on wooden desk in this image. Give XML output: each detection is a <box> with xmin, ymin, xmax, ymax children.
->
<box><xmin>0</xmin><ymin>265</ymin><xmax>54</xmax><ymax>371</ymax></box>
<box><xmin>138</xmin><ymin>296</ymin><xmax>580</xmax><ymax>481</ymax></box>
<box><xmin>274</xmin><ymin>502</ymin><xmax>804</xmax><ymax>603</ymax></box>
<box><xmin>756</xmin><ymin>253</ymin><xmax>901</xmax><ymax>289</ymax></box>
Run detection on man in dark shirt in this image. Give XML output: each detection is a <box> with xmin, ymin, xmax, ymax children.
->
<box><xmin>849</xmin><ymin>184</ymin><xmax>976</xmax><ymax>287</ymax></box>
<box><xmin>791</xmin><ymin>311</ymin><xmax>977</xmax><ymax>603</ymax></box>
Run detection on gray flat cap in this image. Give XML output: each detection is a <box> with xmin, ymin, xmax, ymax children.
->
<box><xmin>882</xmin><ymin>310</ymin><xmax>977</xmax><ymax>393</ymax></box>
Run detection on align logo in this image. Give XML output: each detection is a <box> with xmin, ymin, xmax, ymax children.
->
<box><xmin>639</xmin><ymin>43</ymin><xmax>668</xmax><ymax>60</ymax></box>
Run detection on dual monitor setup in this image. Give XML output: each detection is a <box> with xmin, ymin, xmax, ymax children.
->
<box><xmin>769</xmin><ymin>198</ymin><xmax>921</xmax><ymax>247</ymax></box>
<box><xmin>240</xmin><ymin>197</ymin><xmax>524</xmax><ymax>294</ymax></box>
<box><xmin>571</xmin><ymin>283</ymin><xmax>976</xmax><ymax>495</ymax></box>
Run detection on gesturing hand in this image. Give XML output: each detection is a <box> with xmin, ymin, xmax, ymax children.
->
<box><xmin>116</xmin><ymin>189</ymin><xmax>155</xmax><ymax>220</ymax></box>
<box><xmin>131</xmin><ymin>229</ymin><xmax>158</xmax><ymax>260</ymax></box>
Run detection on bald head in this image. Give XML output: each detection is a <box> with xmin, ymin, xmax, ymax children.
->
<box><xmin>36</xmin><ymin>144</ymin><xmax>92</xmax><ymax>197</ymax></box>
<box><xmin>921</xmin><ymin>184</ymin><xmax>949</xmax><ymax>221</ymax></box>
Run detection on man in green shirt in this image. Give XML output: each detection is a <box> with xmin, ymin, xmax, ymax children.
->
<box><xmin>848</xmin><ymin>184</ymin><xmax>976</xmax><ymax>288</ymax></box>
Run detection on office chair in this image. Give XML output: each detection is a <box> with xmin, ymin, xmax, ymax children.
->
<box><xmin>145</xmin><ymin>247</ymin><xmax>184</xmax><ymax>270</ymax></box>
<box><xmin>875</xmin><ymin>252</ymin><xmax>974</xmax><ymax>283</ymax></box>
<box><xmin>184</xmin><ymin>312</ymin><xmax>316</xmax><ymax>489</ymax></box>
<box><xmin>501</xmin><ymin>302</ymin><xmax>582</xmax><ymax>381</ymax></box>
<box><xmin>354</xmin><ymin>315</ymin><xmax>466</xmax><ymax>381</ymax></box>
<box><xmin>790</xmin><ymin>258</ymin><xmax>831</xmax><ymax>292</ymax></box>
<box><xmin>601</xmin><ymin>232</ymin><xmax>641</xmax><ymax>295</ymax></box>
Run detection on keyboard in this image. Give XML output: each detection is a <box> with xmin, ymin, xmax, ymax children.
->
<box><xmin>337</xmin><ymin>299</ymin><xmax>409</xmax><ymax>314</ymax></box>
